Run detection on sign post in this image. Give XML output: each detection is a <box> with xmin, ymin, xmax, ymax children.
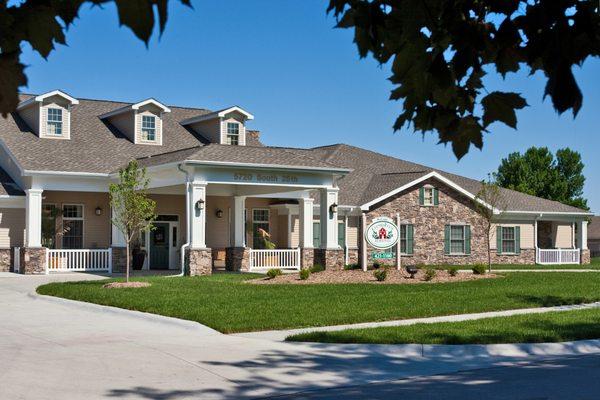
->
<box><xmin>365</xmin><ymin>216</ymin><xmax>400</xmax><ymax>268</ymax></box>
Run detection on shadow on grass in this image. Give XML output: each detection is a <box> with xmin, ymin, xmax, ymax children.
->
<box><xmin>507</xmin><ymin>294</ymin><xmax>592</xmax><ymax>307</ymax></box>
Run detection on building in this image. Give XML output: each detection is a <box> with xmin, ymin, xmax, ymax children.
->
<box><xmin>0</xmin><ymin>90</ymin><xmax>592</xmax><ymax>275</ymax></box>
<box><xmin>589</xmin><ymin>217</ymin><xmax>600</xmax><ymax>258</ymax></box>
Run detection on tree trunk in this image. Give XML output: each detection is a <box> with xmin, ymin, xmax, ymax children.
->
<box><xmin>126</xmin><ymin>241</ymin><xmax>130</xmax><ymax>283</ymax></box>
<box><xmin>487</xmin><ymin>225</ymin><xmax>492</xmax><ymax>273</ymax></box>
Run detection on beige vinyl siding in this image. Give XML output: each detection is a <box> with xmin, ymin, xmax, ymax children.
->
<box><xmin>135</xmin><ymin>106</ymin><xmax>163</xmax><ymax>145</ymax></box>
<box><xmin>43</xmin><ymin>191</ymin><xmax>111</xmax><ymax>249</ymax></box>
<box><xmin>290</xmin><ymin>215</ymin><xmax>300</xmax><ymax>248</ymax></box>
<box><xmin>205</xmin><ymin>196</ymin><xmax>230</xmax><ymax>248</ymax></box>
<box><xmin>19</xmin><ymin>104</ymin><xmax>40</xmax><ymax>135</ymax></box>
<box><xmin>189</xmin><ymin>118</ymin><xmax>221</xmax><ymax>143</ymax></box>
<box><xmin>277</xmin><ymin>214</ymin><xmax>288</xmax><ymax>248</ymax></box>
<box><xmin>0</xmin><ymin>208</ymin><xmax>25</xmax><ymax>248</ymax></box>
<box><xmin>554</xmin><ymin>222</ymin><xmax>574</xmax><ymax>248</ymax></box>
<box><xmin>221</xmin><ymin>116</ymin><xmax>246</xmax><ymax>145</ymax></box>
<box><xmin>346</xmin><ymin>216</ymin><xmax>359</xmax><ymax>248</ymax></box>
<box><xmin>491</xmin><ymin>221</ymin><xmax>535</xmax><ymax>250</ymax></box>
<box><xmin>40</xmin><ymin>96</ymin><xmax>70</xmax><ymax>139</ymax></box>
<box><xmin>110</xmin><ymin>111</ymin><xmax>135</xmax><ymax>143</ymax></box>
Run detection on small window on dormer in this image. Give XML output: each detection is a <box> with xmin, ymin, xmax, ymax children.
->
<box><xmin>141</xmin><ymin>115</ymin><xmax>156</xmax><ymax>141</ymax></box>
<box><xmin>226</xmin><ymin>122</ymin><xmax>239</xmax><ymax>145</ymax></box>
<box><xmin>47</xmin><ymin>108</ymin><xmax>63</xmax><ymax>136</ymax></box>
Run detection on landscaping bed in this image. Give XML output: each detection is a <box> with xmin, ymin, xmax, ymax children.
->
<box><xmin>250</xmin><ymin>268</ymin><xmax>498</xmax><ymax>285</ymax></box>
<box><xmin>36</xmin><ymin>272</ymin><xmax>600</xmax><ymax>333</ymax></box>
<box><xmin>287</xmin><ymin>307</ymin><xmax>600</xmax><ymax>345</ymax></box>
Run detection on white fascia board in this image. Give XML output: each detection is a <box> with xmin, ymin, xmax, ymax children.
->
<box><xmin>22</xmin><ymin>170</ymin><xmax>109</xmax><ymax>177</ymax></box>
<box><xmin>99</xmin><ymin>98</ymin><xmax>171</xmax><ymax>119</ymax></box>
<box><xmin>181</xmin><ymin>106</ymin><xmax>254</xmax><ymax>125</ymax></box>
<box><xmin>503</xmin><ymin>210</ymin><xmax>593</xmax><ymax>217</ymax></box>
<box><xmin>360</xmin><ymin>171</ymin><xmax>495</xmax><ymax>212</ymax></box>
<box><xmin>17</xmin><ymin>90</ymin><xmax>79</xmax><ymax>110</ymax></box>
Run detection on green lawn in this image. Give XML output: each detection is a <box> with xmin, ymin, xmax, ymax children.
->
<box><xmin>37</xmin><ymin>272</ymin><xmax>600</xmax><ymax>333</ymax></box>
<box><xmin>437</xmin><ymin>257</ymin><xmax>600</xmax><ymax>270</ymax></box>
<box><xmin>287</xmin><ymin>307</ymin><xmax>600</xmax><ymax>345</ymax></box>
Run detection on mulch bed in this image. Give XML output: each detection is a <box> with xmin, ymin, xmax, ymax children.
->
<box><xmin>250</xmin><ymin>268</ymin><xmax>498</xmax><ymax>285</ymax></box>
<box><xmin>103</xmin><ymin>281</ymin><xmax>152</xmax><ymax>289</ymax></box>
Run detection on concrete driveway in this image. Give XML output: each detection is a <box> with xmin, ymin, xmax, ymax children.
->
<box><xmin>1</xmin><ymin>273</ymin><xmax>597</xmax><ymax>399</ymax></box>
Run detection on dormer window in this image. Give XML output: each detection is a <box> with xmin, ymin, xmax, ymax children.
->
<box><xmin>47</xmin><ymin>108</ymin><xmax>63</xmax><ymax>136</ymax></box>
<box><xmin>226</xmin><ymin>122</ymin><xmax>240</xmax><ymax>145</ymax></box>
<box><xmin>141</xmin><ymin>115</ymin><xmax>156</xmax><ymax>141</ymax></box>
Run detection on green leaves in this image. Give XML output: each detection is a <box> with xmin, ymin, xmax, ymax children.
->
<box><xmin>481</xmin><ymin>92</ymin><xmax>527</xmax><ymax>129</ymax></box>
<box><xmin>0</xmin><ymin>0</ymin><xmax>191</xmax><ymax>117</ymax></box>
<box><xmin>328</xmin><ymin>0</ymin><xmax>600</xmax><ymax>159</ymax></box>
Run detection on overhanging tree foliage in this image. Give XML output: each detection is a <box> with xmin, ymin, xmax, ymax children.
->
<box><xmin>0</xmin><ymin>0</ymin><xmax>190</xmax><ymax>116</ymax></box>
<box><xmin>109</xmin><ymin>160</ymin><xmax>156</xmax><ymax>282</ymax></box>
<box><xmin>494</xmin><ymin>146</ymin><xmax>588</xmax><ymax>210</ymax></box>
<box><xmin>328</xmin><ymin>0</ymin><xmax>600</xmax><ymax>158</ymax></box>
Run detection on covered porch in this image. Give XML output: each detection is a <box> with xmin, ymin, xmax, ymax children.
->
<box><xmin>534</xmin><ymin>218</ymin><xmax>589</xmax><ymax>265</ymax></box>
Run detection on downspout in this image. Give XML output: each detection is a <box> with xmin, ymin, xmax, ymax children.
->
<box><xmin>171</xmin><ymin>163</ymin><xmax>190</xmax><ymax>277</ymax></box>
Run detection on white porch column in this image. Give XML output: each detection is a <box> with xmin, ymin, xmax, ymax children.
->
<box><xmin>188</xmin><ymin>182</ymin><xmax>208</xmax><ymax>249</ymax></box>
<box><xmin>111</xmin><ymin>206</ymin><xmax>126</xmax><ymax>247</ymax></box>
<box><xmin>25</xmin><ymin>189</ymin><xmax>43</xmax><ymax>247</ymax></box>
<box><xmin>320</xmin><ymin>187</ymin><xmax>339</xmax><ymax>249</ymax></box>
<box><xmin>233</xmin><ymin>195</ymin><xmax>246</xmax><ymax>247</ymax></box>
<box><xmin>361</xmin><ymin>212</ymin><xmax>368</xmax><ymax>271</ymax></box>
<box><xmin>577</xmin><ymin>220</ymin><xmax>588</xmax><ymax>250</ymax></box>
<box><xmin>299</xmin><ymin>197</ymin><xmax>314</xmax><ymax>249</ymax></box>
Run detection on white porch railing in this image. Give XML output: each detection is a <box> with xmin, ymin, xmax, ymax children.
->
<box><xmin>248</xmin><ymin>248</ymin><xmax>301</xmax><ymax>272</ymax></box>
<box><xmin>536</xmin><ymin>248</ymin><xmax>580</xmax><ymax>265</ymax></box>
<box><xmin>46</xmin><ymin>249</ymin><xmax>112</xmax><ymax>273</ymax></box>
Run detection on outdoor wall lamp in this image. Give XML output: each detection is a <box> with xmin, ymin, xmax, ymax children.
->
<box><xmin>195</xmin><ymin>199</ymin><xmax>205</xmax><ymax>211</ymax></box>
<box><xmin>95</xmin><ymin>206</ymin><xmax>103</xmax><ymax>216</ymax></box>
<box><xmin>329</xmin><ymin>203</ymin><xmax>338</xmax><ymax>213</ymax></box>
<box><xmin>216</xmin><ymin>209</ymin><xmax>223</xmax><ymax>218</ymax></box>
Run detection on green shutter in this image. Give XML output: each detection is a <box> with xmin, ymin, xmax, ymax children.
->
<box><xmin>419</xmin><ymin>187</ymin><xmax>425</xmax><ymax>205</ymax></box>
<box><xmin>433</xmin><ymin>188</ymin><xmax>439</xmax><ymax>205</ymax></box>
<box><xmin>406</xmin><ymin>225</ymin><xmax>414</xmax><ymax>255</ymax></box>
<box><xmin>313</xmin><ymin>222</ymin><xmax>320</xmax><ymax>248</ymax></box>
<box><xmin>515</xmin><ymin>226</ymin><xmax>521</xmax><ymax>254</ymax></box>
<box><xmin>444</xmin><ymin>225</ymin><xmax>450</xmax><ymax>255</ymax></box>
<box><xmin>496</xmin><ymin>226</ymin><xmax>503</xmax><ymax>255</ymax></box>
<box><xmin>338</xmin><ymin>221</ymin><xmax>345</xmax><ymax>248</ymax></box>
<box><xmin>465</xmin><ymin>225</ymin><xmax>471</xmax><ymax>254</ymax></box>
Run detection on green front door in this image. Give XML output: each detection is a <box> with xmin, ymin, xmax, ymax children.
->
<box><xmin>150</xmin><ymin>223</ymin><xmax>170</xmax><ymax>269</ymax></box>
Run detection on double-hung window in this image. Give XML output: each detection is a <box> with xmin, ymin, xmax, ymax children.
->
<box><xmin>423</xmin><ymin>187</ymin><xmax>434</xmax><ymax>206</ymax></box>
<box><xmin>445</xmin><ymin>224</ymin><xmax>470</xmax><ymax>255</ymax></box>
<box><xmin>419</xmin><ymin>186</ymin><xmax>438</xmax><ymax>206</ymax></box>
<box><xmin>47</xmin><ymin>108</ymin><xmax>63</xmax><ymax>136</ymax></box>
<box><xmin>62</xmin><ymin>204</ymin><xmax>84</xmax><ymax>249</ymax></box>
<box><xmin>252</xmin><ymin>209</ymin><xmax>270</xmax><ymax>249</ymax></box>
<box><xmin>497</xmin><ymin>226</ymin><xmax>520</xmax><ymax>254</ymax></box>
<box><xmin>226</xmin><ymin>122</ymin><xmax>240</xmax><ymax>145</ymax></box>
<box><xmin>141</xmin><ymin>115</ymin><xmax>156</xmax><ymax>141</ymax></box>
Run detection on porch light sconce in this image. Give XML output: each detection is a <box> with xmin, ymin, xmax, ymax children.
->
<box><xmin>195</xmin><ymin>199</ymin><xmax>205</xmax><ymax>211</ymax></box>
<box><xmin>216</xmin><ymin>209</ymin><xmax>223</xmax><ymax>218</ymax></box>
<box><xmin>329</xmin><ymin>203</ymin><xmax>338</xmax><ymax>214</ymax></box>
<box><xmin>95</xmin><ymin>206</ymin><xmax>103</xmax><ymax>216</ymax></box>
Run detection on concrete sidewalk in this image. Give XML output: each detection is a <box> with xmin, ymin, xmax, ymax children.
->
<box><xmin>235</xmin><ymin>301</ymin><xmax>600</xmax><ymax>342</ymax></box>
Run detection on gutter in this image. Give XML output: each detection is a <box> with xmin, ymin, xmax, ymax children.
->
<box><xmin>172</xmin><ymin>163</ymin><xmax>190</xmax><ymax>277</ymax></box>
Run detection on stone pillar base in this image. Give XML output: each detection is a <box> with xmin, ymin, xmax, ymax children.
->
<box><xmin>186</xmin><ymin>248</ymin><xmax>212</xmax><ymax>276</ymax></box>
<box><xmin>20</xmin><ymin>247</ymin><xmax>47</xmax><ymax>274</ymax></box>
<box><xmin>581</xmin><ymin>249</ymin><xmax>591</xmax><ymax>265</ymax></box>
<box><xmin>300</xmin><ymin>248</ymin><xmax>314</xmax><ymax>270</ymax></box>
<box><xmin>314</xmin><ymin>248</ymin><xmax>345</xmax><ymax>270</ymax></box>
<box><xmin>0</xmin><ymin>248</ymin><xmax>11</xmax><ymax>272</ymax></box>
<box><xmin>111</xmin><ymin>247</ymin><xmax>127</xmax><ymax>273</ymax></box>
<box><xmin>347</xmin><ymin>248</ymin><xmax>359</xmax><ymax>265</ymax></box>
<box><xmin>226</xmin><ymin>247</ymin><xmax>250</xmax><ymax>272</ymax></box>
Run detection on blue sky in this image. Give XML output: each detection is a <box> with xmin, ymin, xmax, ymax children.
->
<box><xmin>20</xmin><ymin>0</ymin><xmax>599</xmax><ymax>212</ymax></box>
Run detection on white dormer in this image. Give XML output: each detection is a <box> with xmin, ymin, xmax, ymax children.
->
<box><xmin>99</xmin><ymin>98</ymin><xmax>171</xmax><ymax>145</ymax></box>
<box><xmin>17</xmin><ymin>90</ymin><xmax>79</xmax><ymax>140</ymax></box>
<box><xmin>181</xmin><ymin>106</ymin><xmax>254</xmax><ymax>146</ymax></box>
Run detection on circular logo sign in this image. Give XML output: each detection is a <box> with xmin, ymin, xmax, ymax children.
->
<box><xmin>365</xmin><ymin>217</ymin><xmax>399</xmax><ymax>249</ymax></box>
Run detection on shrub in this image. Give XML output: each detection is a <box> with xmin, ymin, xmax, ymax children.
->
<box><xmin>447</xmin><ymin>266</ymin><xmax>459</xmax><ymax>277</ymax></box>
<box><xmin>310</xmin><ymin>263</ymin><xmax>325</xmax><ymax>273</ymax></box>
<box><xmin>372</xmin><ymin>261</ymin><xmax>382</xmax><ymax>269</ymax></box>
<box><xmin>344</xmin><ymin>263</ymin><xmax>361</xmax><ymax>270</ymax></box>
<box><xmin>424</xmin><ymin>268</ymin><xmax>437</xmax><ymax>281</ymax></box>
<box><xmin>373</xmin><ymin>268</ymin><xmax>387</xmax><ymax>282</ymax></box>
<box><xmin>299</xmin><ymin>269</ymin><xmax>310</xmax><ymax>280</ymax></box>
<box><xmin>472</xmin><ymin>264</ymin><xmax>486</xmax><ymax>275</ymax></box>
<box><xmin>266</xmin><ymin>268</ymin><xmax>283</xmax><ymax>279</ymax></box>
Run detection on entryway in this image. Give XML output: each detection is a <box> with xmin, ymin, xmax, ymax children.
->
<box><xmin>148</xmin><ymin>215</ymin><xmax>179</xmax><ymax>270</ymax></box>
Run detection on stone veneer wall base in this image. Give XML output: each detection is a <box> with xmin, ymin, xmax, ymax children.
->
<box><xmin>20</xmin><ymin>247</ymin><xmax>47</xmax><ymax>274</ymax></box>
<box><xmin>226</xmin><ymin>247</ymin><xmax>250</xmax><ymax>272</ymax></box>
<box><xmin>111</xmin><ymin>247</ymin><xmax>127</xmax><ymax>274</ymax></box>
<box><xmin>581</xmin><ymin>249</ymin><xmax>591</xmax><ymax>265</ymax></box>
<box><xmin>186</xmin><ymin>248</ymin><xmax>212</xmax><ymax>276</ymax></box>
<box><xmin>300</xmin><ymin>248</ymin><xmax>315</xmax><ymax>270</ymax></box>
<box><xmin>314</xmin><ymin>248</ymin><xmax>345</xmax><ymax>270</ymax></box>
<box><xmin>0</xmin><ymin>248</ymin><xmax>11</xmax><ymax>272</ymax></box>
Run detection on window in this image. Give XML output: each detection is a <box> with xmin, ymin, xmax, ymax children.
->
<box><xmin>252</xmin><ymin>209</ymin><xmax>270</xmax><ymax>249</ymax></box>
<box><xmin>62</xmin><ymin>204</ymin><xmax>84</xmax><ymax>249</ymax></box>
<box><xmin>141</xmin><ymin>115</ymin><xmax>156</xmax><ymax>141</ymax></box>
<box><xmin>400</xmin><ymin>225</ymin><xmax>407</xmax><ymax>254</ymax></box>
<box><xmin>226</xmin><ymin>122</ymin><xmax>240</xmax><ymax>145</ymax></box>
<box><xmin>423</xmin><ymin>187</ymin><xmax>434</xmax><ymax>206</ymax></box>
<box><xmin>313</xmin><ymin>221</ymin><xmax>321</xmax><ymax>248</ymax></box>
<box><xmin>338</xmin><ymin>220</ymin><xmax>345</xmax><ymax>248</ymax></box>
<box><xmin>501</xmin><ymin>226</ymin><xmax>516</xmax><ymax>253</ymax></box>
<box><xmin>47</xmin><ymin>108</ymin><xmax>63</xmax><ymax>136</ymax></box>
<box><xmin>419</xmin><ymin>186</ymin><xmax>438</xmax><ymax>206</ymax></box>
<box><xmin>449</xmin><ymin>225</ymin><xmax>467</xmax><ymax>254</ymax></box>
<box><xmin>42</xmin><ymin>204</ymin><xmax>57</xmax><ymax>249</ymax></box>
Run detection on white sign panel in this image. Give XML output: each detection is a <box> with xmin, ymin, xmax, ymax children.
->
<box><xmin>365</xmin><ymin>217</ymin><xmax>399</xmax><ymax>250</ymax></box>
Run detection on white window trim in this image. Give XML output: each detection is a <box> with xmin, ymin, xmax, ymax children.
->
<box><xmin>140</xmin><ymin>115</ymin><xmax>157</xmax><ymax>143</ymax></box>
<box><xmin>46</xmin><ymin>107</ymin><xmax>64</xmax><ymax>137</ymax></box>
<box><xmin>226</xmin><ymin>122</ymin><xmax>240</xmax><ymax>145</ymax></box>
<box><xmin>449</xmin><ymin>224</ymin><xmax>467</xmax><ymax>255</ymax></box>
<box><xmin>499</xmin><ymin>226</ymin><xmax>517</xmax><ymax>255</ymax></box>
<box><xmin>61</xmin><ymin>203</ymin><xmax>85</xmax><ymax>249</ymax></box>
<box><xmin>423</xmin><ymin>186</ymin><xmax>435</xmax><ymax>207</ymax></box>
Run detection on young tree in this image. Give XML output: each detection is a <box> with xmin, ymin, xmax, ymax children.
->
<box><xmin>109</xmin><ymin>160</ymin><xmax>156</xmax><ymax>282</ymax></box>
<box><xmin>474</xmin><ymin>178</ymin><xmax>504</xmax><ymax>273</ymax></box>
